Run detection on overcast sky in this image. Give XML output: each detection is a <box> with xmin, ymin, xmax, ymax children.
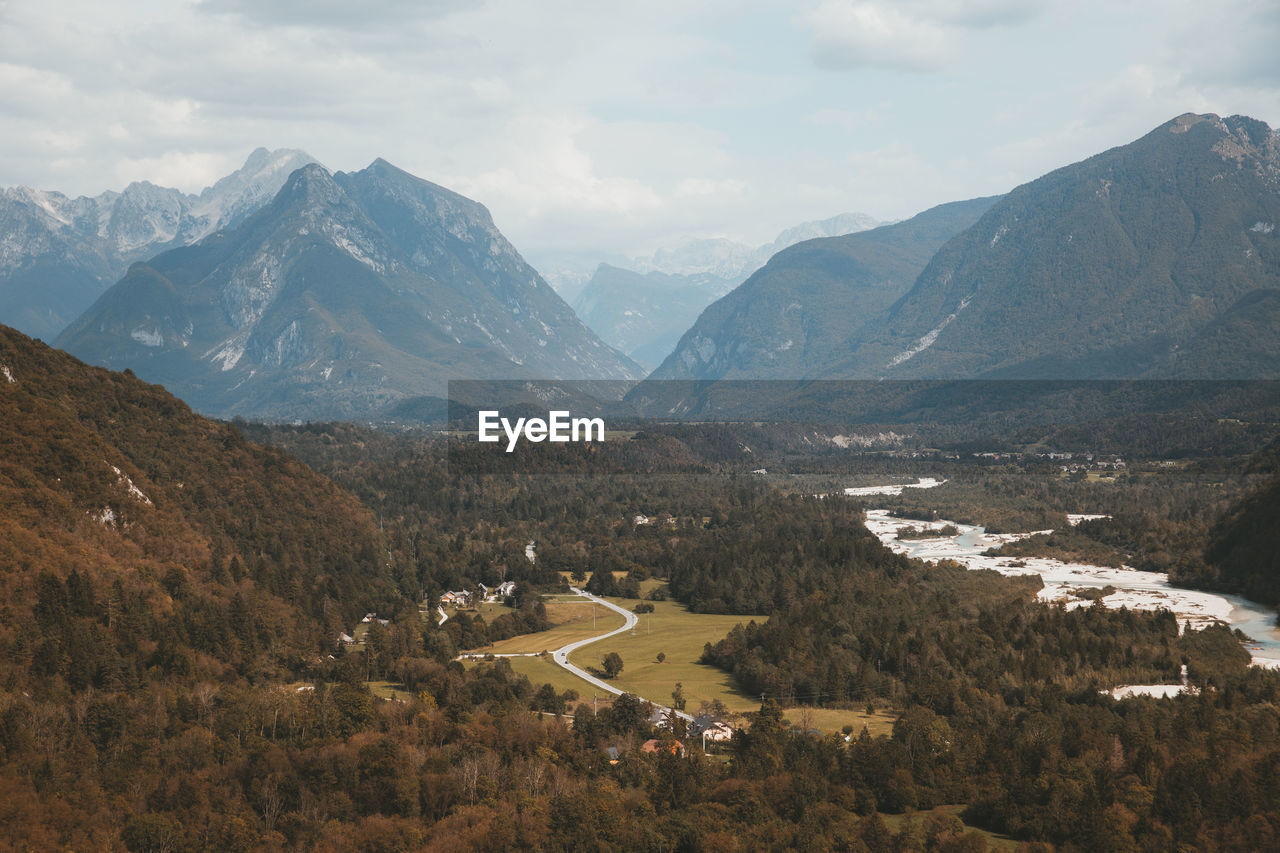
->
<box><xmin>3</xmin><ymin>0</ymin><xmax>1278</xmax><ymax>268</ymax></box>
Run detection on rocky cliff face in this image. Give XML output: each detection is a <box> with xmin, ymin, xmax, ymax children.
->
<box><xmin>0</xmin><ymin>148</ymin><xmax>317</xmax><ymax>340</ymax></box>
<box><xmin>58</xmin><ymin>160</ymin><xmax>639</xmax><ymax>421</ymax></box>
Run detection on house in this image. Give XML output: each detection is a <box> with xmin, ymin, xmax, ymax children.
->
<box><xmin>690</xmin><ymin>712</ymin><xmax>733</xmax><ymax>742</ymax></box>
<box><xmin>495</xmin><ymin>580</ymin><xmax>516</xmax><ymax>598</ymax></box>
<box><xmin>634</xmin><ymin>514</ymin><xmax>651</xmax><ymax>525</ymax></box>
<box><xmin>361</xmin><ymin>612</ymin><xmax>378</xmax><ymax>623</ymax></box>
<box><xmin>336</xmin><ymin>632</ymin><xmax>355</xmax><ymax>646</ymax></box>
<box><xmin>701</xmin><ymin>722</ymin><xmax>733</xmax><ymax>742</ymax></box>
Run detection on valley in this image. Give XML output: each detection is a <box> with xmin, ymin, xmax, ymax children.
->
<box><xmin>4</xmin><ymin>107</ymin><xmax>1280</xmax><ymax>851</ymax></box>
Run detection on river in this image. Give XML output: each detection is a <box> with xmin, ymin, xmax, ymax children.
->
<box><xmin>851</xmin><ymin>478</ymin><xmax>1280</xmax><ymax>669</ymax></box>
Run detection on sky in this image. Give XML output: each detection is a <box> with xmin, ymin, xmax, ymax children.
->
<box><xmin>2</xmin><ymin>0</ymin><xmax>1279</xmax><ymax>274</ymax></box>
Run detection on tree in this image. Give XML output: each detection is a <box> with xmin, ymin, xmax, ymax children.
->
<box><xmin>671</xmin><ymin>682</ymin><xmax>686</xmax><ymax>712</ymax></box>
<box><xmin>602</xmin><ymin>652</ymin><xmax>624</xmax><ymax>679</ymax></box>
<box><xmin>656</xmin><ymin>651</ymin><xmax>666</xmax><ymax>664</ymax></box>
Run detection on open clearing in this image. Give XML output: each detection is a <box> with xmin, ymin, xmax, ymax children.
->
<box><xmin>780</xmin><ymin>706</ymin><xmax>897</xmax><ymax>738</ymax></box>
<box><xmin>463</xmin><ymin>583</ymin><xmax>901</xmax><ymax>734</ymax></box>
<box><xmin>881</xmin><ymin>806</ymin><xmax>1019</xmax><ymax>850</ymax></box>
<box><xmin>466</xmin><ymin>599</ymin><xmax>626</xmax><ymax>656</ymax></box>
<box><xmin>467</xmin><ymin>654</ymin><xmax>616</xmax><ymax>707</ymax></box>
<box><xmin>566</xmin><ymin>593</ymin><xmax>761</xmax><ymax>714</ymax></box>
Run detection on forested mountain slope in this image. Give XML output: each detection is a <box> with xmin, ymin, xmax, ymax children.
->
<box><xmin>0</xmin><ymin>322</ymin><xmax>391</xmax><ymax>674</ymax></box>
<box><xmin>835</xmin><ymin>113</ymin><xmax>1280</xmax><ymax>379</ymax></box>
<box><xmin>645</xmin><ymin>197</ymin><xmax>996</xmax><ymax>381</ymax></box>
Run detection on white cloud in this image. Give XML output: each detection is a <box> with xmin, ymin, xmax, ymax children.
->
<box><xmin>0</xmin><ymin>0</ymin><xmax>1277</xmax><ymax>267</ymax></box>
<box><xmin>447</xmin><ymin>115</ymin><xmax>663</xmax><ymax>223</ymax></box>
<box><xmin>674</xmin><ymin>178</ymin><xmax>747</xmax><ymax>199</ymax></box>
<box><xmin>114</xmin><ymin>151</ymin><xmax>240</xmax><ymax>192</ymax></box>
<box><xmin>801</xmin><ymin>0</ymin><xmax>1047</xmax><ymax>72</ymax></box>
<box><xmin>805</xmin><ymin>2</ymin><xmax>953</xmax><ymax>72</ymax></box>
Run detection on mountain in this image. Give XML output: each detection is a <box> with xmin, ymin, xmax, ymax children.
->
<box><xmin>645</xmin><ymin>197</ymin><xmax>997</xmax><ymax>381</ymax></box>
<box><xmin>57</xmin><ymin>160</ymin><xmax>640</xmax><ymax>421</ymax></box>
<box><xmin>569</xmin><ymin>211</ymin><xmax>885</xmax><ymax>369</ymax></box>
<box><xmin>0</xmin><ymin>148</ymin><xmax>317</xmax><ymax>341</ymax></box>
<box><xmin>830</xmin><ymin>113</ymin><xmax>1280</xmax><ymax>379</ymax></box>
<box><xmin>571</xmin><ymin>265</ymin><xmax>738</xmax><ymax>368</ymax></box>
<box><xmin>0</xmin><ymin>322</ymin><xmax>389</xmax><ymax>660</ymax></box>
<box><xmin>634</xmin><ymin>211</ymin><xmax>885</xmax><ymax>279</ymax></box>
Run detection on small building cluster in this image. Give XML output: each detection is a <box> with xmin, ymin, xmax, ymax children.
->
<box><xmin>439</xmin><ymin>581</ymin><xmax>517</xmax><ymax>609</ymax></box>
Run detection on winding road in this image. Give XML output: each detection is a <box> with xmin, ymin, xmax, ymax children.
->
<box><xmin>462</xmin><ymin>586</ymin><xmax>692</xmax><ymax>721</ymax></box>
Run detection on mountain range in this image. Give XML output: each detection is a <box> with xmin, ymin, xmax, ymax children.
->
<box><xmin>569</xmin><ymin>211</ymin><xmax>884</xmax><ymax>368</ymax></box>
<box><xmin>646</xmin><ymin>197</ymin><xmax>996</xmax><ymax>381</ymax></box>
<box><xmin>0</xmin><ymin>148</ymin><xmax>318</xmax><ymax>341</ymax></box>
<box><xmin>645</xmin><ymin>113</ymin><xmax>1280</xmax><ymax>390</ymax></box>
<box><xmin>57</xmin><ymin>160</ymin><xmax>639</xmax><ymax>421</ymax></box>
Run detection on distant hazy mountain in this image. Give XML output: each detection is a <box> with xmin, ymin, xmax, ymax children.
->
<box><xmin>833</xmin><ymin>113</ymin><xmax>1280</xmax><ymax>379</ymax></box>
<box><xmin>633</xmin><ymin>211</ymin><xmax>885</xmax><ymax>280</ymax></box>
<box><xmin>571</xmin><ymin>266</ymin><xmax>738</xmax><ymax>369</ymax></box>
<box><xmin>646</xmin><ymin>198</ymin><xmax>996</xmax><ymax>381</ymax></box>
<box><xmin>569</xmin><ymin>211</ymin><xmax>884</xmax><ymax>369</ymax></box>
<box><xmin>58</xmin><ymin>160</ymin><xmax>640</xmax><ymax>421</ymax></box>
<box><xmin>0</xmin><ymin>148</ymin><xmax>317</xmax><ymax>340</ymax></box>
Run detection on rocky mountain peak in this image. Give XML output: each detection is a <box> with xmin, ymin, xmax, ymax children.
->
<box><xmin>0</xmin><ymin>148</ymin><xmax>320</xmax><ymax>340</ymax></box>
<box><xmin>56</xmin><ymin>159</ymin><xmax>639</xmax><ymax>421</ymax></box>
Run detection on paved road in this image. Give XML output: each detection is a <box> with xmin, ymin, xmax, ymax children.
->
<box><xmin>461</xmin><ymin>587</ymin><xmax>691</xmax><ymax>722</ymax></box>
<box><xmin>552</xmin><ymin>588</ymin><xmax>691</xmax><ymax>721</ymax></box>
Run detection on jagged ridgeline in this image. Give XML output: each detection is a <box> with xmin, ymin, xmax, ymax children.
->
<box><xmin>649</xmin><ymin>114</ymin><xmax>1280</xmax><ymax>385</ymax></box>
<box><xmin>0</xmin><ymin>323</ymin><xmax>392</xmax><ymax>684</ymax></box>
<box><xmin>840</xmin><ymin>113</ymin><xmax>1280</xmax><ymax>379</ymax></box>
<box><xmin>0</xmin><ymin>148</ymin><xmax>318</xmax><ymax>341</ymax></box>
<box><xmin>57</xmin><ymin>160</ymin><xmax>639</xmax><ymax>421</ymax></box>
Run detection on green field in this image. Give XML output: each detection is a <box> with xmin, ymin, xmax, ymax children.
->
<box><xmin>367</xmin><ymin>680</ymin><xmax>415</xmax><ymax>702</ymax></box>
<box><xmin>465</xmin><ymin>598</ymin><xmax>626</xmax><ymax>656</ymax></box>
<box><xmin>468</xmin><ymin>654</ymin><xmax>616</xmax><ymax>707</ymax></box>
<box><xmin>880</xmin><ymin>806</ymin><xmax>1019</xmax><ymax>850</ymax></box>
<box><xmin>781</xmin><ymin>706</ymin><xmax>897</xmax><ymax>738</ymax></box>
<box><xmin>567</xmin><ymin>593</ymin><xmax>761</xmax><ymax>715</ymax></box>
<box><xmin>462</xmin><ymin>586</ymin><xmax>900</xmax><ymax>734</ymax></box>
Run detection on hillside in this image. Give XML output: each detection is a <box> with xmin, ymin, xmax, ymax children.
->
<box><xmin>57</xmin><ymin>160</ymin><xmax>639</xmax><ymax>421</ymax></box>
<box><xmin>567</xmin><ymin>212</ymin><xmax>885</xmax><ymax>369</ymax></box>
<box><xmin>0</xmin><ymin>322</ymin><xmax>391</xmax><ymax>679</ymax></box>
<box><xmin>834</xmin><ymin>113</ymin><xmax>1280</xmax><ymax>379</ymax></box>
<box><xmin>571</xmin><ymin>265</ymin><xmax>737</xmax><ymax>368</ymax></box>
<box><xmin>1200</xmin><ymin>445</ymin><xmax>1280</xmax><ymax>604</ymax></box>
<box><xmin>645</xmin><ymin>196</ymin><xmax>997</xmax><ymax>381</ymax></box>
